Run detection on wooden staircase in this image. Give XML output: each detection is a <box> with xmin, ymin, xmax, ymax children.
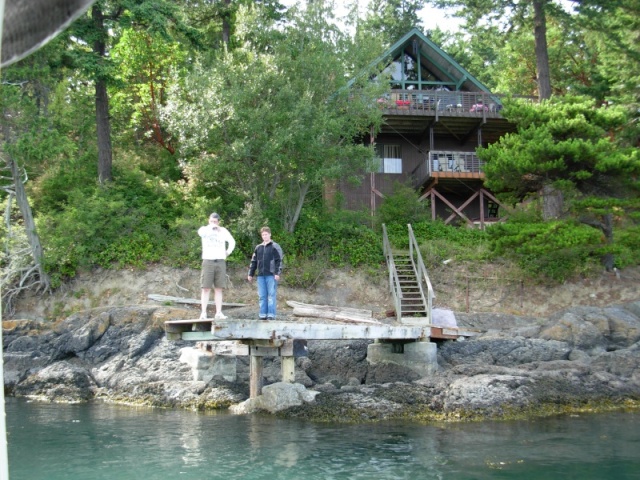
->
<box><xmin>393</xmin><ymin>253</ymin><xmax>428</xmax><ymax>321</ymax></box>
<box><xmin>382</xmin><ymin>224</ymin><xmax>435</xmax><ymax>324</ymax></box>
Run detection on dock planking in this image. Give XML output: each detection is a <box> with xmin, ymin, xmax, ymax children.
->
<box><xmin>164</xmin><ymin>318</ymin><xmax>478</xmax><ymax>342</ymax></box>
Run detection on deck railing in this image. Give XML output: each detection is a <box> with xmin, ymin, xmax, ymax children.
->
<box><xmin>382</xmin><ymin>224</ymin><xmax>402</xmax><ymax>321</ymax></box>
<box><xmin>407</xmin><ymin>224</ymin><xmax>434</xmax><ymax>325</ymax></box>
<box><xmin>378</xmin><ymin>90</ymin><xmax>505</xmax><ymax>117</ymax></box>
<box><xmin>412</xmin><ymin>151</ymin><xmax>484</xmax><ymax>186</ymax></box>
<box><xmin>430</xmin><ymin>151</ymin><xmax>484</xmax><ymax>174</ymax></box>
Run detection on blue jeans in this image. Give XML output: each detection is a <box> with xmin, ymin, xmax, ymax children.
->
<box><xmin>257</xmin><ymin>275</ymin><xmax>277</xmax><ymax>319</ymax></box>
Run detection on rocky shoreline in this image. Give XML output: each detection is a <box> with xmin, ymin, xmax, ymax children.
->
<box><xmin>4</xmin><ymin>298</ymin><xmax>640</xmax><ymax>422</ymax></box>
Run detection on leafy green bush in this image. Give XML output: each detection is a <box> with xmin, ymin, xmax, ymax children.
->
<box><xmin>39</xmin><ymin>167</ymin><xmax>186</xmax><ymax>285</ymax></box>
<box><xmin>96</xmin><ymin>231</ymin><xmax>161</xmax><ymax>268</ymax></box>
<box><xmin>384</xmin><ymin>220</ymin><xmax>490</xmax><ymax>264</ymax></box>
<box><xmin>487</xmin><ymin>220</ymin><xmax>603</xmax><ymax>282</ymax></box>
<box><xmin>280</xmin><ymin>254</ymin><xmax>329</xmax><ymax>289</ymax></box>
<box><xmin>164</xmin><ymin>217</ymin><xmax>203</xmax><ymax>268</ymax></box>
<box><xmin>228</xmin><ymin>201</ymin><xmax>272</xmax><ymax>264</ymax></box>
<box><xmin>377</xmin><ymin>182</ymin><xmax>430</xmax><ymax>227</ymax></box>
<box><xmin>30</xmin><ymin>156</ymin><xmax>98</xmax><ymax>214</ymax></box>
<box><xmin>330</xmin><ymin>226</ymin><xmax>382</xmax><ymax>266</ymax></box>
<box><xmin>282</xmin><ymin>209</ymin><xmax>383</xmax><ymax>267</ymax></box>
<box><xmin>25</xmin><ymin>153</ymin><xmax>639</xmax><ymax>290</ymax></box>
<box><xmin>517</xmin><ymin>250</ymin><xmax>600</xmax><ymax>282</ymax></box>
<box><xmin>613</xmin><ymin>225</ymin><xmax>640</xmax><ymax>268</ymax></box>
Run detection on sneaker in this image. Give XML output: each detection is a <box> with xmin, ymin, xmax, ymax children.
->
<box><xmin>199</xmin><ymin>313</ymin><xmax>207</xmax><ymax>320</ymax></box>
<box><xmin>267</xmin><ymin>316</ymin><xmax>275</xmax><ymax>321</ymax></box>
<box><xmin>259</xmin><ymin>316</ymin><xmax>267</xmax><ymax>320</ymax></box>
<box><xmin>214</xmin><ymin>312</ymin><xmax>227</xmax><ymax>320</ymax></box>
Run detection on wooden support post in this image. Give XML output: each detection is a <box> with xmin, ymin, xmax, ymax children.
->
<box><xmin>281</xmin><ymin>356</ymin><xmax>295</xmax><ymax>383</ymax></box>
<box><xmin>479</xmin><ymin>189</ymin><xmax>485</xmax><ymax>229</ymax></box>
<box><xmin>466</xmin><ymin>276</ymin><xmax>470</xmax><ymax>313</ymax></box>
<box><xmin>249</xmin><ymin>353</ymin><xmax>263</xmax><ymax>398</ymax></box>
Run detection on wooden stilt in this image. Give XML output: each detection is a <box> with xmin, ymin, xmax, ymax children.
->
<box><xmin>249</xmin><ymin>353</ymin><xmax>263</xmax><ymax>398</ymax></box>
<box><xmin>281</xmin><ymin>356</ymin><xmax>295</xmax><ymax>383</ymax></box>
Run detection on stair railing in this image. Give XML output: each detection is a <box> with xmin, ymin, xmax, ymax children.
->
<box><xmin>407</xmin><ymin>224</ymin><xmax>435</xmax><ymax>324</ymax></box>
<box><xmin>382</xmin><ymin>224</ymin><xmax>403</xmax><ymax>321</ymax></box>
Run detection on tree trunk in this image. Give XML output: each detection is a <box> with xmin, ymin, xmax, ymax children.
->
<box><xmin>579</xmin><ymin>213</ymin><xmax>615</xmax><ymax>271</ymax></box>
<box><xmin>541</xmin><ymin>184</ymin><xmax>563</xmax><ymax>220</ymax></box>
<box><xmin>95</xmin><ymin>78</ymin><xmax>113</xmax><ymax>183</ymax></box>
<box><xmin>533</xmin><ymin>0</ymin><xmax>552</xmax><ymax>99</ymax></box>
<box><xmin>284</xmin><ymin>182</ymin><xmax>309</xmax><ymax>233</ymax></box>
<box><xmin>8</xmin><ymin>155</ymin><xmax>51</xmax><ymax>291</ymax></box>
<box><xmin>222</xmin><ymin>0</ymin><xmax>232</xmax><ymax>45</ymax></box>
<box><xmin>92</xmin><ymin>4</ymin><xmax>113</xmax><ymax>184</ymax></box>
<box><xmin>600</xmin><ymin>213</ymin><xmax>614</xmax><ymax>271</ymax></box>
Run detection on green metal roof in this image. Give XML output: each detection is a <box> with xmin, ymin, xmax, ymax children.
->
<box><xmin>370</xmin><ymin>27</ymin><xmax>492</xmax><ymax>94</ymax></box>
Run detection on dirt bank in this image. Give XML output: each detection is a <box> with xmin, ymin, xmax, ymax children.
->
<box><xmin>10</xmin><ymin>263</ymin><xmax>640</xmax><ymax>322</ymax></box>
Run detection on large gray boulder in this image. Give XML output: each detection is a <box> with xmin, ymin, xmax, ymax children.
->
<box><xmin>13</xmin><ymin>361</ymin><xmax>97</xmax><ymax>402</ymax></box>
<box><xmin>539</xmin><ymin>305</ymin><xmax>640</xmax><ymax>353</ymax></box>
<box><xmin>231</xmin><ymin>382</ymin><xmax>320</xmax><ymax>414</ymax></box>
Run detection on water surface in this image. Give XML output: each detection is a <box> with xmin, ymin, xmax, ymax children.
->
<box><xmin>6</xmin><ymin>399</ymin><xmax>640</xmax><ymax>479</ymax></box>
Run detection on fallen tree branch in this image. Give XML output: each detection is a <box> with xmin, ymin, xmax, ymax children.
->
<box><xmin>286</xmin><ymin>301</ymin><xmax>382</xmax><ymax>324</ymax></box>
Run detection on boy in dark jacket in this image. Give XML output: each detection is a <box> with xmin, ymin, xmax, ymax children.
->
<box><xmin>247</xmin><ymin>227</ymin><xmax>283</xmax><ymax>320</ymax></box>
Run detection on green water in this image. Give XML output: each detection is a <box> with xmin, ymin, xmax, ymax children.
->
<box><xmin>6</xmin><ymin>398</ymin><xmax>640</xmax><ymax>479</ymax></box>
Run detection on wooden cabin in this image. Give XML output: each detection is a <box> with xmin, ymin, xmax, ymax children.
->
<box><xmin>332</xmin><ymin>28</ymin><xmax>525</xmax><ymax>228</ymax></box>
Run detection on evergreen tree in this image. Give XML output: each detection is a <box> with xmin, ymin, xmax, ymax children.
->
<box><xmin>67</xmin><ymin>0</ymin><xmax>198</xmax><ymax>183</ymax></box>
<box><xmin>361</xmin><ymin>0</ymin><xmax>425</xmax><ymax>45</ymax></box>
<box><xmin>480</xmin><ymin>96</ymin><xmax>640</xmax><ymax>269</ymax></box>
<box><xmin>427</xmin><ymin>0</ymin><xmax>578</xmax><ymax>99</ymax></box>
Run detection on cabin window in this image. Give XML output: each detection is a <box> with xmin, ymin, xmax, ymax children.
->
<box><xmin>385</xmin><ymin>61</ymin><xmax>403</xmax><ymax>82</ymax></box>
<box><xmin>373</xmin><ymin>144</ymin><xmax>402</xmax><ymax>174</ymax></box>
<box><xmin>383</xmin><ymin>157</ymin><xmax>402</xmax><ymax>174</ymax></box>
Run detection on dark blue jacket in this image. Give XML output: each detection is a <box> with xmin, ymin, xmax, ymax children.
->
<box><xmin>248</xmin><ymin>241</ymin><xmax>282</xmax><ymax>277</ymax></box>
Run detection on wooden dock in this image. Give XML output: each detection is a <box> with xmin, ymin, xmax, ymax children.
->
<box><xmin>164</xmin><ymin>318</ymin><xmax>477</xmax><ymax>342</ymax></box>
<box><xmin>165</xmin><ymin>317</ymin><xmax>478</xmax><ymax>398</ymax></box>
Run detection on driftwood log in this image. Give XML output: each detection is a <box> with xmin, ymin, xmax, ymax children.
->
<box><xmin>286</xmin><ymin>301</ymin><xmax>382</xmax><ymax>325</ymax></box>
<box><xmin>148</xmin><ymin>294</ymin><xmax>246</xmax><ymax>307</ymax></box>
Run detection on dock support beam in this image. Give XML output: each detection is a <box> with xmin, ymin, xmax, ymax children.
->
<box><xmin>249</xmin><ymin>354</ymin><xmax>264</xmax><ymax>398</ymax></box>
<box><xmin>282</xmin><ymin>357</ymin><xmax>295</xmax><ymax>383</ymax></box>
<box><xmin>179</xmin><ymin>346</ymin><xmax>238</xmax><ymax>383</ymax></box>
<box><xmin>367</xmin><ymin>340</ymin><xmax>438</xmax><ymax>376</ymax></box>
<box><xmin>246</xmin><ymin>340</ymin><xmax>307</xmax><ymax>398</ymax></box>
